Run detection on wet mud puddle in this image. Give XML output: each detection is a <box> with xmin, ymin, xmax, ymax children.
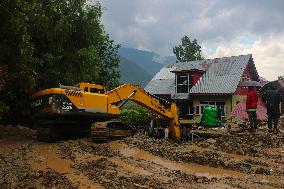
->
<box><xmin>28</xmin><ymin>142</ymin><xmax>103</xmax><ymax>189</ymax></box>
<box><xmin>109</xmin><ymin>141</ymin><xmax>244</xmax><ymax>178</ymax></box>
<box><xmin>0</xmin><ymin>138</ymin><xmax>27</xmax><ymax>154</ymax></box>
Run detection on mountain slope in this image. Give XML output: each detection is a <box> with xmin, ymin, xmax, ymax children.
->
<box><xmin>118</xmin><ymin>47</ymin><xmax>163</xmax><ymax>77</ymax></box>
<box><xmin>153</xmin><ymin>54</ymin><xmax>176</xmax><ymax>65</ymax></box>
<box><xmin>118</xmin><ymin>56</ymin><xmax>152</xmax><ymax>87</ymax></box>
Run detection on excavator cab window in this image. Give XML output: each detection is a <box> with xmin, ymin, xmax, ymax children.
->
<box><xmin>84</xmin><ymin>87</ymin><xmax>88</xmax><ymax>92</ymax></box>
<box><xmin>90</xmin><ymin>88</ymin><xmax>105</xmax><ymax>94</ymax></box>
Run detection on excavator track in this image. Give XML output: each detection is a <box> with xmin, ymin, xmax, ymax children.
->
<box><xmin>36</xmin><ymin>122</ymin><xmax>61</xmax><ymax>142</ymax></box>
<box><xmin>91</xmin><ymin>122</ymin><xmax>108</xmax><ymax>141</ymax></box>
<box><xmin>91</xmin><ymin>121</ymin><xmax>134</xmax><ymax>142</ymax></box>
<box><xmin>35</xmin><ymin>120</ymin><xmax>90</xmax><ymax>142</ymax></box>
<box><xmin>37</xmin><ymin>127</ymin><xmax>60</xmax><ymax>142</ymax></box>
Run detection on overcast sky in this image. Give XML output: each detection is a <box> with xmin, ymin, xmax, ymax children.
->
<box><xmin>99</xmin><ymin>0</ymin><xmax>284</xmax><ymax>81</ymax></box>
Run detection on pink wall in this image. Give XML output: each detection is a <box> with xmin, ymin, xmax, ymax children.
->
<box><xmin>235</xmin><ymin>64</ymin><xmax>255</xmax><ymax>95</ymax></box>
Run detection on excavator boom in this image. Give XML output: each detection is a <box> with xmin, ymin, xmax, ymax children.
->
<box><xmin>106</xmin><ymin>83</ymin><xmax>180</xmax><ymax>139</ymax></box>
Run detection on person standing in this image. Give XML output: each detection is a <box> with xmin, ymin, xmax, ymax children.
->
<box><xmin>148</xmin><ymin>119</ymin><xmax>154</xmax><ymax>137</ymax></box>
<box><xmin>262</xmin><ymin>84</ymin><xmax>282</xmax><ymax>131</ymax></box>
<box><xmin>164</xmin><ymin>126</ymin><xmax>169</xmax><ymax>140</ymax></box>
<box><xmin>181</xmin><ymin>125</ymin><xmax>187</xmax><ymax>141</ymax></box>
<box><xmin>246</xmin><ymin>86</ymin><xmax>259</xmax><ymax>131</ymax></box>
<box><xmin>186</xmin><ymin>126</ymin><xmax>191</xmax><ymax>140</ymax></box>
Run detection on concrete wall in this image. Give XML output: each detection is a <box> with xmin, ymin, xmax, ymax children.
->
<box><xmin>192</xmin><ymin>95</ymin><xmax>232</xmax><ymax>123</ymax></box>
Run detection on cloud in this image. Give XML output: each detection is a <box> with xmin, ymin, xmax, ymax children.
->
<box><xmin>204</xmin><ymin>33</ymin><xmax>284</xmax><ymax>80</ymax></box>
<box><xmin>98</xmin><ymin>0</ymin><xmax>284</xmax><ymax>80</ymax></box>
<box><xmin>135</xmin><ymin>14</ymin><xmax>159</xmax><ymax>25</ymax></box>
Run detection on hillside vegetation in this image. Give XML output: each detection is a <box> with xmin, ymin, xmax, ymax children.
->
<box><xmin>118</xmin><ymin>47</ymin><xmax>176</xmax><ymax>87</ymax></box>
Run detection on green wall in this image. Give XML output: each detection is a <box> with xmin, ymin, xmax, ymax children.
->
<box><xmin>192</xmin><ymin>95</ymin><xmax>245</xmax><ymax>123</ymax></box>
<box><xmin>232</xmin><ymin>95</ymin><xmax>246</xmax><ymax>107</ymax></box>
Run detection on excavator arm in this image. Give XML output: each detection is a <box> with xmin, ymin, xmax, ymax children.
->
<box><xmin>106</xmin><ymin>83</ymin><xmax>180</xmax><ymax>140</ymax></box>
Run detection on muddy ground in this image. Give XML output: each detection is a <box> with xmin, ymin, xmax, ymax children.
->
<box><xmin>1</xmin><ymin>120</ymin><xmax>284</xmax><ymax>189</ymax></box>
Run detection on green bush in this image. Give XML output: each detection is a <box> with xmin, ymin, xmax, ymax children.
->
<box><xmin>119</xmin><ymin>106</ymin><xmax>150</xmax><ymax>128</ymax></box>
<box><xmin>0</xmin><ymin>101</ymin><xmax>9</xmax><ymax>122</ymax></box>
<box><xmin>0</xmin><ymin>101</ymin><xmax>9</xmax><ymax>114</ymax></box>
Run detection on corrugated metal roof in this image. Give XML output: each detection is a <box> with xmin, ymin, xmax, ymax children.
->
<box><xmin>144</xmin><ymin>79</ymin><xmax>175</xmax><ymax>95</ymax></box>
<box><xmin>144</xmin><ymin>67</ymin><xmax>176</xmax><ymax>94</ymax></box>
<box><xmin>171</xmin><ymin>93</ymin><xmax>190</xmax><ymax>99</ymax></box>
<box><xmin>172</xmin><ymin>60</ymin><xmax>210</xmax><ymax>72</ymax></box>
<box><xmin>145</xmin><ymin>54</ymin><xmax>254</xmax><ymax>96</ymax></box>
<box><xmin>145</xmin><ymin>61</ymin><xmax>210</xmax><ymax>95</ymax></box>
<box><xmin>152</xmin><ymin>67</ymin><xmax>176</xmax><ymax>80</ymax></box>
<box><xmin>190</xmin><ymin>55</ymin><xmax>252</xmax><ymax>94</ymax></box>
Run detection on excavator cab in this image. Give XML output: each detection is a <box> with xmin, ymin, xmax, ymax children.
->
<box><xmin>75</xmin><ymin>82</ymin><xmax>106</xmax><ymax>94</ymax></box>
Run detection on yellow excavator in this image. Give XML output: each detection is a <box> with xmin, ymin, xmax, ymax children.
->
<box><xmin>31</xmin><ymin>82</ymin><xmax>180</xmax><ymax>141</ymax></box>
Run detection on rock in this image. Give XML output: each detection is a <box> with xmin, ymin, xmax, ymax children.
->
<box><xmin>206</xmin><ymin>138</ymin><xmax>216</xmax><ymax>144</ymax></box>
<box><xmin>57</xmin><ymin>139</ymin><xmax>119</xmax><ymax>161</ymax></box>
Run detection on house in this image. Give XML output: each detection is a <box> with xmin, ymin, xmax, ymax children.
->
<box><xmin>145</xmin><ymin>54</ymin><xmax>259</xmax><ymax>124</ymax></box>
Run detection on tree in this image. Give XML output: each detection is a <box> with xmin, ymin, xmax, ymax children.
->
<box><xmin>173</xmin><ymin>36</ymin><xmax>203</xmax><ymax>63</ymax></box>
<box><xmin>0</xmin><ymin>0</ymin><xmax>120</xmax><ymax>122</ymax></box>
<box><xmin>0</xmin><ymin>0</ymin><xmax>37</xmax><ymax>121</ymax></box>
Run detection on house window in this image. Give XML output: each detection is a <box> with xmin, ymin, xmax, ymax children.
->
<box><xmin>176</xmin><ymin>74</ymin><xmax>192</xmax><ymax>93</ymax></box>
<box><xmin>177</xmin><ymin>102</ymin><xmax>194</xmax><ymax>119</ymax></box>
<box><xmin>178</xmin><ymin>103</ymin><xmax>189</xmax><ymax>117</ymax></box>
<box><xmin>241</xmin><ymin>74</ymin><xmax>250</xmax><ymax>82</ymax></box>
<box><xmin>196</xmin><ymin>101</ymin><xmax>226</xmax><ymax>117</ymax></box>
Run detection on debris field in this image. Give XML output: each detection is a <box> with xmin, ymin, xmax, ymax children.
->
<box><xmin>1</xmin><ymin>123</ymin><xmax>284</xmax><ymax>189</ymax></box>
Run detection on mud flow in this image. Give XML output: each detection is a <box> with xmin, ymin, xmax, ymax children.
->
<box><xmin>1</xmin><ymin>121</ymin><xmax>284</xmax><ymax>188</ymax></box>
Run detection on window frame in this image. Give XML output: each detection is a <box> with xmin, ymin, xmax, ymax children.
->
<box><xmin>241</xmin><ymin>74</ymin><xmax>250</xmax><ymax>83</ymax></box>
<box><xmin>195</xmin><ymin>101</ymin><xmax>226</xmax><ymax>117</ymax></box>
<box><xmin>177</xmin><ymin>102</ymin><xmax>194</xmax><ymax>119</ymax></box>
<box><xmin>176</xmin><ymin>74</ymin><xmax>192</xmax><ymax>93</ymax></box>
<box><xmin>90</xmin><ymin>88</ymin><xmax>104</xmax><ymax>94</ymax></box>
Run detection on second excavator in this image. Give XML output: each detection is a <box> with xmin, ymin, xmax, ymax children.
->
<box><xmin>31</xmin><ymin>82</ymin><xmax>180</xmax><ymax>141</ymax></box>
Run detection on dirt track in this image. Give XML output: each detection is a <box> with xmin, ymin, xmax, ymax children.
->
<box><xmin>1</xmin><ymin>123</ymin><xmax>284</xmax><ymax>189</ymax></box>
